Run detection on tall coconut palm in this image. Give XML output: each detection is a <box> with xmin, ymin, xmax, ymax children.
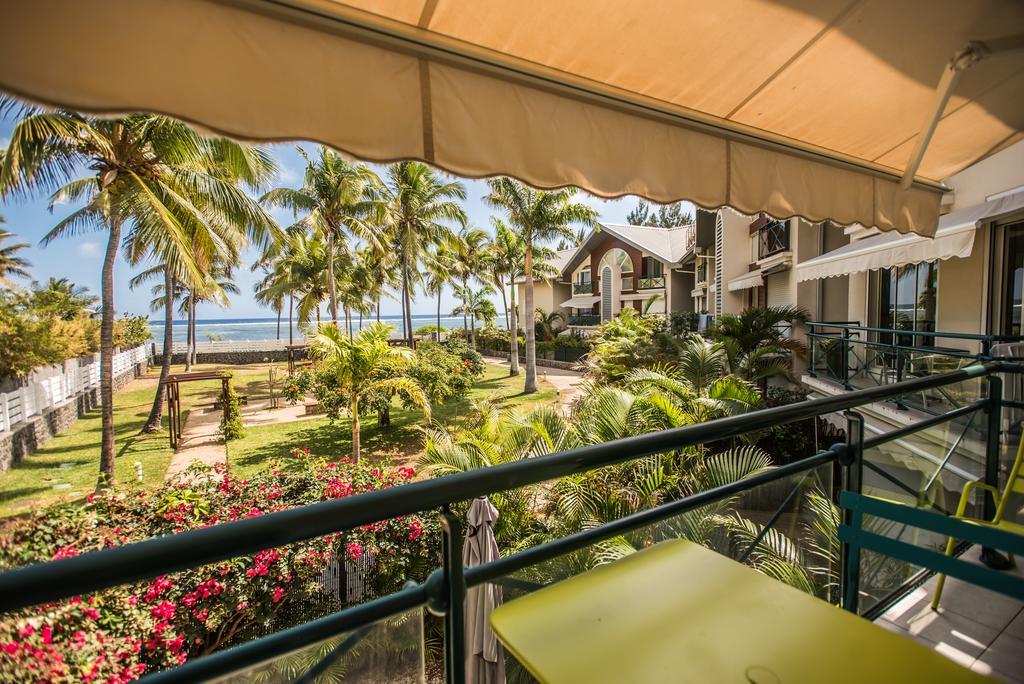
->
<box><xmin>0</xmin><ymin>217</ymin><xmax>30</xmax><ymax>286</ymax></box>
<box><xmin>310</xmin><ymin>322</ymin><xmax>430</xmax><ymax>460</ymax></box>
<box><xmin>450</xmin><ymin>225</ymin><xmax>489</xmax><ymax>334</ymax></box>
<box><xmin>0</xmin><ymin>101</ymin><xmax>277</xmax><ymax>489</ymax></box>
<box><xmin>452</xmin><ymin>284</ymin><xmax>497</xmax><ymax>347</ymax></box>
<box><xmin>31</xmin><ymin>277</ymin><xmax>96</xmax><ymax>319</ymax></box>
<box><xmin>486</xmin><ymin>219</ymin><xmax>523</xmax><ymax>374</ymax></box>
<box><xmin>261</xmin><ymin>146</ymin><xmax>381</xmax><ymax>332</ymax></box>
<box><xmin>379</xmin><ymin>162</ymin><xmax>467</xmax><ymax>346</ymax></box>
<box><xmin>424</xmin><ymin>242</ymin><xmax>456</xmax><ymax>341</ymax></box>
<box><xmin>485</xmin><ymin>179</ymin><xmax>596</xmax><ymax>393</ymax></box>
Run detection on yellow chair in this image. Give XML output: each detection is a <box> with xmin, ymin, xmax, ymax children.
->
<box><xmin>932</xmin><ymin>434</ymin><xmax>1024</xmax><ymax>609</ymax></box>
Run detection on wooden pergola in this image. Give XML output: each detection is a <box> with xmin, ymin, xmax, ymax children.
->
<box><xmin>161</xmin><ymin>371</ymin><xmax>231</xmax><ymax>450</ymax></box>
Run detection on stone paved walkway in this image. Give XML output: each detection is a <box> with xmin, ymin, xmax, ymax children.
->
<box><xmin>481</xmin><ymin>356</ymin><xmax>585</xmax><ymax>411</ymax></box>
<box><xmin>164</xmin><ymin>405</ymin><xmax>228</xmax><ymax>481</ymax></box>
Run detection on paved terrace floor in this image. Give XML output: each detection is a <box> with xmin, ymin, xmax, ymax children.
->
<box><xmin>879</xmin><ymin>549</ymin><xmax>1024</xmax><ymax>682</ymax></box>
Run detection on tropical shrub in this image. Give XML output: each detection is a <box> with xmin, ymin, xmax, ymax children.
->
<box><xmin>579</xmin><ymin>308</ymin><xmax>668</xmax><ymax>382</ymax></box>
<box><xmin>0</xmin><ymin>286</ymin><xmax>99</xmax><ymax>377</ymax></box>
<box><xmin>219</xmin><ymin>383</ymin><xmax>244</xmax><ymax>441</ymax></box>
<box><xmin>755</xmin><ymin>386</ymin><xmax>845</xmax><ymax>465</ymax></box>
<box><xmin>114</xmin><ymin>315</ymin><xmax>153</xmax><ymax>349</ymax></box>
<box><xmin>407</xmin><ymin>340</ymin><xmax>484</xmax><ymax>404</ymax></box>
<box><xmin>668</xmin><ymin>311</ymin><xmax>700</xmax><ymax>337</ymax></box>
<box><xmin>0</xmin><ymin>454</ymin><xmax>437</xmax><ymax>682</ymax></box>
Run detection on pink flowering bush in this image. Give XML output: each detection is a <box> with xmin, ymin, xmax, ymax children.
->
<box><xmin>0</xmin><ymin>453</ymin><xmax>438</xmax><ymax>683</ymax></box>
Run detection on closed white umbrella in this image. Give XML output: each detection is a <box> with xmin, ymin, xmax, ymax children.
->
<box><xmin>463</xmin><ymin>497</ymin><xmax>506</xmax><ymax>684</ymax></box>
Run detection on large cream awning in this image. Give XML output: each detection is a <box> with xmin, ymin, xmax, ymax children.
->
<box><xmin>3</xmin><ymin>1</ymin><xmax>1023</xmax><ymax>235</ymax></box>
<box><xmin>728</xmin><ymin>271</ymin><xmax>764</xmax><ymax>292</ymax></box>
<box><xmin>796</xmin><ymin>190</ymin><xmax>1024</xmax><ymax>282</ymax></box>
<box><xmin>560</xmin><ymin>295</ymin><xmax>601</xmax><ymax>309</ymax></box>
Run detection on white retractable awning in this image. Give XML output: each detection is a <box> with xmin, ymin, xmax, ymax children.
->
<box><xmin>796</xmin><ymin>190</ymin><xmax>1024</xmax><ymax>282</ymax></box>
<box><xmin>560</xmin><ymin>295</ymin><xmax>600</xmax><ymax>308</ymax></box>
<box><xmin>728</xmin><ymin>271</ymin><xmax>764</xmax><ymax>292</ymax></box>
<box><xmin>5</xmin><ymin>2</ymin><xmax>1023</xmax><ymax>236</ymax></box>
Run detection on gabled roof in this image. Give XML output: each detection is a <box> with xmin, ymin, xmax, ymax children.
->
<box><xmin>514</xmin><ymin>248</ymin><xmax>576</xmax><ymax>284</ymax></box>
<box><xmin>561</xmin><ymin>222</ymin><xmax>694</xmax><ymax>275</ymax></box>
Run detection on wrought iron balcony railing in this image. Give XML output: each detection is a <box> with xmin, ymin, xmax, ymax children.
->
<box><xmin>0</xmin><ymin>362</ymin><xmax>1019</xmax><ymax>683</ymax></box>
<box><xmin>573</xmin><ymin>281</ymin><xmax>592</xmax><ymax>294</ymax></box>
<box><xmin>568</xmin><ymin>314</ymin><xmax>601</xmax><ymax>326</ymax></box>
<box><xmin>757</xmin><ymin>219</ymin><xmax>790</xmax><ymax>259</ymax></box>
<box><xmin>806</xmin><ymin>321</ymin><xmax>1024</xmax><ymax>415</ymax></box>
<box><xmin>637</xmin><ymin>275</ymin><xmax>665</xmax><ymax>289</ymax></box>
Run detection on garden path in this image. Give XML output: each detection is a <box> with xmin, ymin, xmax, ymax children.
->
<box><xmin>164</xmin><ymin>406</ymin><xmax>227</xmax><ymax>480</ymax></box>
<box><xmin>481</xmin><ymin>356</ymin><xmax>584</xmax><ymax>412</ymax></box>
<box><xmin>239</xmin><ymin>398</ymin><xmax>320</xmax><ymax>428</ymax></box>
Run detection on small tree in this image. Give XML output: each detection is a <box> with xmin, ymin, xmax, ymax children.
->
<box><xmin>310</xmin><ymin>323</ymin><xmax>430</xmax><ymax>460</ymax></box>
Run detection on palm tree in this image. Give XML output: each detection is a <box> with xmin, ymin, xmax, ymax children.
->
<box><xmin>30</xmin><ymin>277</ymin><xmax>96</xmax><ymax>319</ymax></box>
<box><xmin>0</xmin><ymin>217</ymin><xmax>30</xmax><ymax>286</ymax></box>
<box><xmin>0</xmin><ymin>101</ymin><xmax>277</xmax><ymax>489</ymax></box>
<box><xmin>261</xmin><ymin>146</ymin><xmax>381</xmax><ymax>332</ymax></box>
<box><xmin>424</xmin><ymin>242</ymin><xmax>455</xmax><ymax>341</ymax></box>
<box><xmin>486</xmin><ymin>219</ymin><xmax>523</xmax><ymax>375</ymax></box>
<box><xmin>452</xmin><ymin>284</ymin><xmax>496</xmax><ymax>347</ymax></box>
<box><xmin>709</xmin><ymin>306</ymin><xmax>809</xmax><ymax>383</ymax></box>
<box><xmin>309</xmin><ymin>322</ymin><xmax>430</xmax><ymax>460</ymax></box>
<box><xmin>485</xmin><ymin>179</ymin><xmax>596</xmax><ymax>393</ymax></box>
<box><xmin>534</xmin><ymin>308</ymin><xmax>565</xmax><ymax>342</ymax></box>
<box><xmin>379</xmin><ymin>162</ymin><xmax>467</xmax><ymax>346</ymax></box>
<box><xmin>450</xmin><ymin>225</ymin><xmax>489</xmax><ymax>334</ymax></box>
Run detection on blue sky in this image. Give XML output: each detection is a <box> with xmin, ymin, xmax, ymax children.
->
<box><xmin>0</xmin><ymin>111</ymin><xmax>657</xmax><ymax>320</ymax></box>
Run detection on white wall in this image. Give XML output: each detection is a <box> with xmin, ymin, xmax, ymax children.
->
<box><xmin>943</xmin><ymin>140</ymin><xmax>1024</xmax><ymax>211</ymax></box>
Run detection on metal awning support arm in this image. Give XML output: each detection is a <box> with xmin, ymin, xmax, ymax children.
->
<box><xmin>901</xmin><ymin>35</ymin><xmax>1024</xmax><ymax>189</ymax></box>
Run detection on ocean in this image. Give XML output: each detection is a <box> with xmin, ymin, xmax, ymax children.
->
<box><xmin>149</xmin><ymin>315</ymin><xmax>506</xmax><ymax>344</ymax></box>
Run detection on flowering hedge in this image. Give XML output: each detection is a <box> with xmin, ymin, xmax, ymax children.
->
<box><xmin>0</xmin><ymin>453</ymin><xmax>438</xmax><ymax>683</ymax></box>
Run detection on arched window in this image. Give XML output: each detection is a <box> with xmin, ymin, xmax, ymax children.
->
<box><xmin>598</xmin><ymin>248</ymin><xmax>633</xmax><ymax>273</ymax></box>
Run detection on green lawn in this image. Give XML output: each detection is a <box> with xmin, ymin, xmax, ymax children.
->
<box><xmin>0</xmin><ymin>361</ymin><xmax>288</xmax><ymax>518</ymax></box>
<box><xmin>227</xmin><ymin>364</ymin><xmax>557</xmax><ymax>479</ymax></box>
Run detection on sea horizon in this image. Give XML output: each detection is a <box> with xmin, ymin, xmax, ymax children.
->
<box><xmin>148</xmin><ymin>314</ymin><xmax>506</xmax><ymax>344</ymax></box>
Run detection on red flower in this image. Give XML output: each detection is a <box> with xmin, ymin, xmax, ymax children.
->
<box><xmin>52</xmin><ymin>545</ymin><xmax>77</xmax><ymax>560</ymax></box>
<box><xmin>346</xmin><ymin>542</ymin><xmax>363</xmax><ymax>560</ymax></box>
<box><xmin>408</xmin><ymin>519</ymin><xmax>423</xmax><ymax>541</ymax></box>
<box><xmin>151</xmin><ymin>601</ymin><xmax>175</xmax><ymax>620</ymax></box>
<box><xmin>272</xmin><ymin>586</ymin><xmax>285</xmax><ymax>603</ymax></box>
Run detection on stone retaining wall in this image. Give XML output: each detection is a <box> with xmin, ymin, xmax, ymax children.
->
<box><xmin>168</xmin><ymin>349</ymin><xmax>306</xmax><ymax>366</ymax></box>
<box><xmin>0</xmin><ymin>360</ymin><xmax>148</xmax><ymax>472</ymax></box>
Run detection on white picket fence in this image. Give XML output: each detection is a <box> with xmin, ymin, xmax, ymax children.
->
<box><xmin>0</xmin><ymin>346</ymin><xmax>149</xmax><ymax>434</ymax></box>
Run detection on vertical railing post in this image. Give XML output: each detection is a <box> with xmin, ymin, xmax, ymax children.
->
<box><xmin>840</xmin><ymin>410</ymin><xmax>865</xmax><ymax>613</ymax></box>
<box><xmin>841</xmin><ymin>326</ymin><xmax>851</xmax><ymax>388</ymax></box>
<box><xmin>980</xmin><ymin>375</ymin><xmax>1010</xmax><ymax>569</ymax></box>
<box><xmin>440</xmin><ymin>507</ymin><xmax>466</xmax><ymax>684</ymax></box>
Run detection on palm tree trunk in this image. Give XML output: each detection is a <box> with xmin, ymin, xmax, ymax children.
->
<box><xmin>401</xmin><ymin>252</ymin><xmax>414</xmax><ymax>347</ymax></box>
<box><xmin>470</xmin><ymin>311</ymin><xmax>476</xmax><ymax>349</ymax></box>
<box><xmin>461</xmin><ymin>276</ymin><xmax>469</xmax><ymax>331</ymax></box>
<box><xmin>498</xmin><ymin>274</ymin><xmax>510</xmax><ymax>331</ymax></box>
<box><xmin>509</xmin><ymin>279</ymin><xmax>520</xmax><ymax>376</ymax></box>
<box><xmin>288</xmin><ymin>293</ymin><xmax>294</xmax><ymax>346</ymax></box>
<box><xmin>143</xmin><ymin>270</ymin><xmax>174</xmax><ymax>433</ymax></box>
<box><xmin>276</xmin><ymin>304</ymin><xmax>281</xmax><ymax>340</ymax></box>
<box><xmin>436</xmin><ymin>289</ymin><xmax>443</xmax><ymax>342</ymax></box>
<box><xmin>345</xmin><ymin>305</ymin><xmax>353</xmax><ymax>339</ymax></box>
<box><xmin>376</xmin><ymin>297</ymin><xmax>381</xmax><ymax>323</ymax></box>
<box><xmin>185</xmin><ymin>293</ymin><xmax>193</xmax><ymax>372</ymax></box>
<box><xmin>350</xmin><ymin>394</ymin><xmax>361</xmax><ymax>461</ymax></box>
<box><xmin>358</xmin><ymin>309</ymin><xmax>363</xmax><ymax>332</ymax></box>
<box><xmin>97</xmin><ymin>215</ymin><xmax>122</xmax><ymax>490</ymax></box>
<box><xmin>327</xmin><ymin>231</ymin><xmax>339</xmax><ymax>328</ymax></box>
<box><xmin>189</xmin><ymin>297</ymin><xmax>198</xmax><ymax>367</ymax></box>
<box><xmin>523</xmin><ymin>243</ymin><xmax>537</xmax><ymax>393</ymax></box>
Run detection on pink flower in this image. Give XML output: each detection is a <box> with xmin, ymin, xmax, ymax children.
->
<box><xmin>151</xmin><ymin>601</ymin><xmax>175</xmax><ymax>620</ymax></box>
<box><xmin>52</xmin><ymin>545</ymin><xmax>77</xmax><ymax>560</ymax></box>
<box><xmin>18</xmin><ymin>624</ymin><xmax>34</xmax><ymax>638</ymax></box>
<box><xmin>408</xmin><ymin>519</ymin><xmax>423</xmax><ymax>541</ymax></box>
<box><xmin>397</xmin><ymin>466</ymin><xmax>415</xmax><ymax>480</ymax></box>
<box><xmin>84</xmin><ymin>607</ymin><xmax>100</xmax><ymax>620</ymax></box>
<box><xmin>346</xmin><ymin>542</ymin><xmax>363</xmax><ymax>560</ymax></box>
<box><xmin>272</xmin><ymin>586</ymin><xmax>285</xmax><ymax>603</ymax></box>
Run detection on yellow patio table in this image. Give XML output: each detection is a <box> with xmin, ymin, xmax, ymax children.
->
<box><xmin>489</xmin><ymin>539</ymin><xmax>994</xmax><ymax>683</ymax></box>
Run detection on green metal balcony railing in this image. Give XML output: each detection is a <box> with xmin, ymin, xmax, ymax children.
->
<box><xmin>806</xmin><ymin>321</ymin><xmax>1024</xmax><ymax>415</ymax></box>
<box><xmin>568</xmin><ymin>314</ymin><xmax>601</xmax><ymax>326</ymax></box>
<box><xmin>637</xmin><ymin>275</ymin><xmax>665</xmax><ymax>289</ymax></box>
<box><xmin>0</xmin><ymin>362</ymin><xmax>1019</xmax><ymax>683</ymax></box>
<box><xmin>573</xmin><ymin>281</ymin><xmax>592</xmax><ymax>294</ymax></box>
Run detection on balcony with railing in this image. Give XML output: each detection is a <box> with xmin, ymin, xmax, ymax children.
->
<box><xmin>2</xmin><ymin>363</ymin><xmax>1021</xmax><ymax>683</ymax></box>
<box><xmin>757</xmin><ymin>219</ymin><xmax>790</xmax><ymax>260</ymax></box>
<box><xmin>568</xmin><ymin>314</ymin><xmax>601</xmax><ymax>327</ymax></box>
<box><xmin>637</xmin><ymin>274</ymin><xmax>665</xmax><ymax>290</ymax></box>
<box><xmin>806</xmin><ymin>321</ymin><xmax>1024</xmax><ymax>416</ymax></box>
<box><xmin>696</xmin><ymin>261</ymin><xmax>708</xmax><ymax>285</ymax></box>
<box><xmin>572</xmin><ymin>280</ymin><xmax>592</xmax><ymax>294</ymax></box>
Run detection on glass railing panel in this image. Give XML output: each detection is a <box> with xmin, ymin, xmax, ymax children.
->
<box><xmin>212</xmin><ymin>607</ymin><xmax>425</xmax><ymax>684</ymax></box>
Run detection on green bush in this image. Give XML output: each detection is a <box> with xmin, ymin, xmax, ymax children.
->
<box><xmin>114</xmin><ymin>315</ymin><xmax>153</xmax><ymax>349</ymax></box>
<box><xmin>407</xmin><ymin>339</ymin><xmax>484</xmax><ymax>404</ymax></box>
<box><xmin>0</xmin><ymin>287</ymin><xmax>99</xmax><ymax>377</ymax></box>
<box><xmin>219</xmin><ymin>381</ymin><xmax>244</xmax><ymax>441</ymax></box>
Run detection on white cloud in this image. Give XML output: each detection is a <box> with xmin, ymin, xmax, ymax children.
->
<box><xmin>78</xmin><ymin>241</ymin><xmax>100</xmax><ymax>258</ymax></box>
<box><xmin>275</xmin><ymin>163</ymin><xmax>300</xmax><ymax>185</ymax></box>
<box><xmin>0</xmin><ymin>136</ymin><xmax>9</xmax><ymax>150</ymax></box>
